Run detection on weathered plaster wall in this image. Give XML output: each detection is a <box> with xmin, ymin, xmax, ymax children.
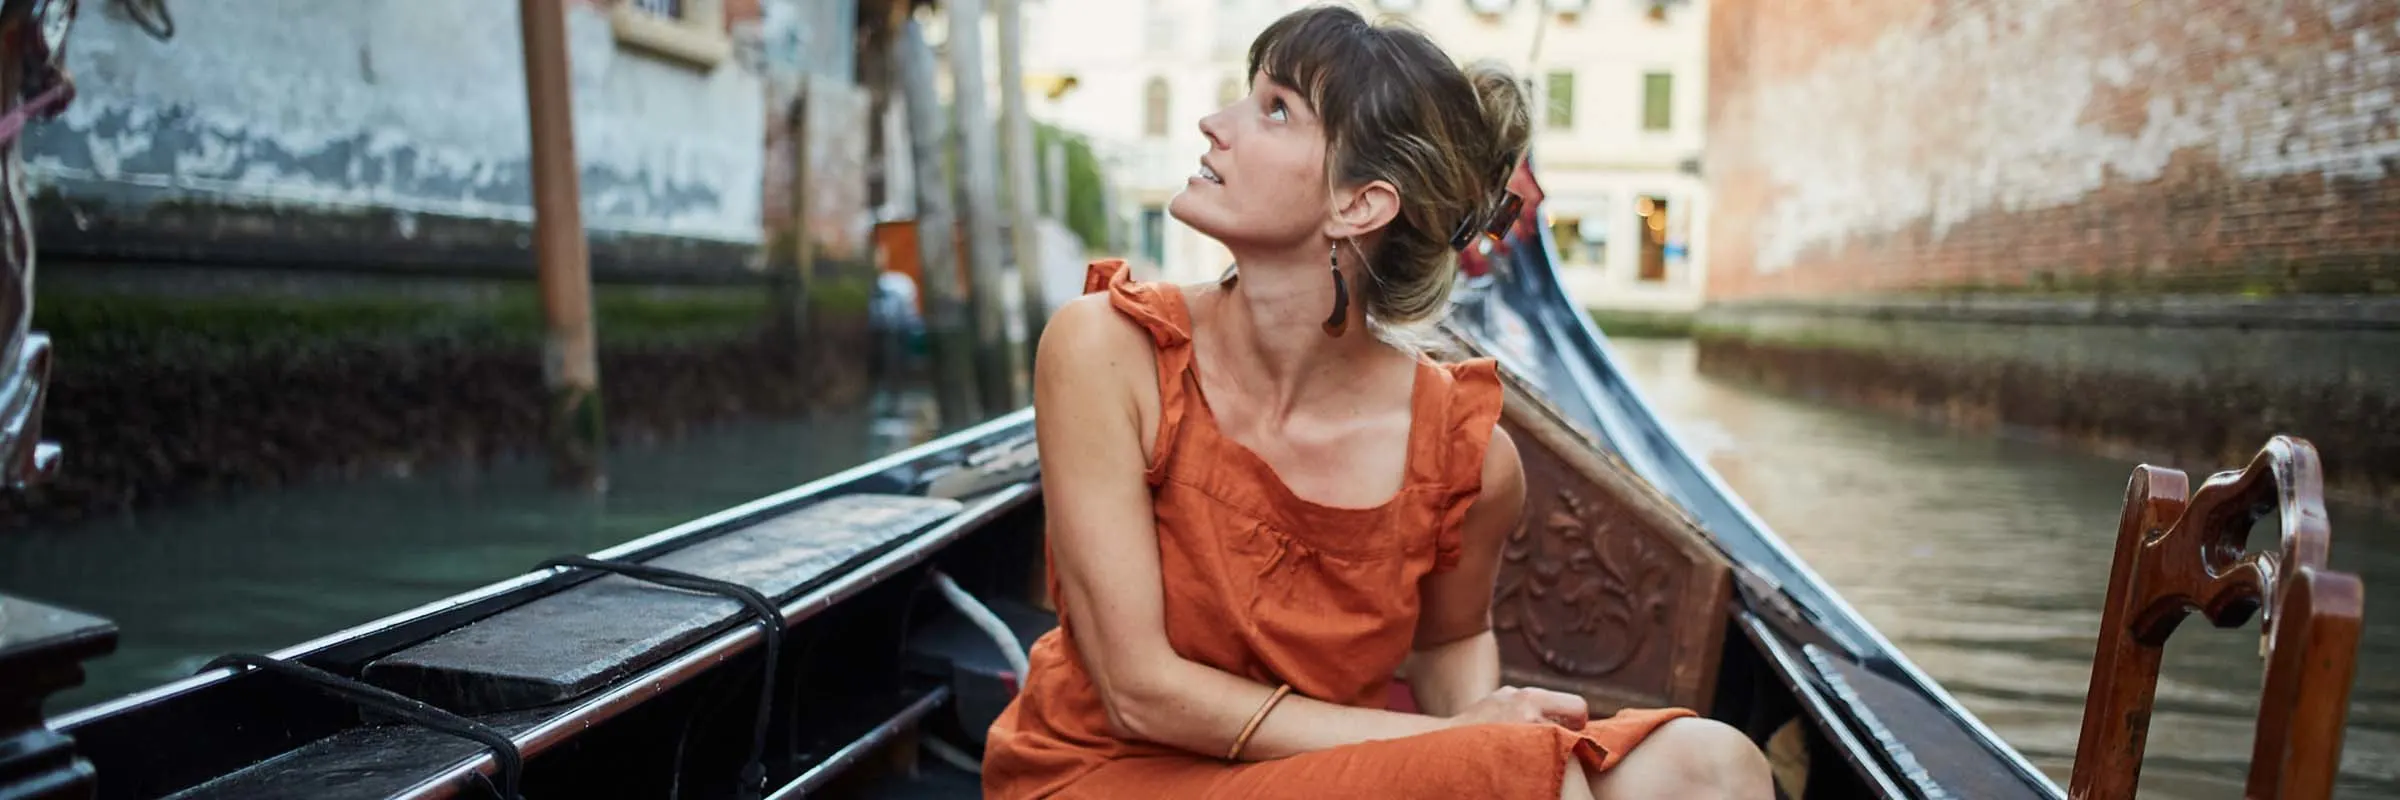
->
<box><xmin>25</xmin><ymin>0</ymin><xmax>768</xmax><ymax>244</ymax></box>
<box><xmin>1704</xmin><ymin>0</ymin><xmax>2400</xmax><ymax>299</ymax></box>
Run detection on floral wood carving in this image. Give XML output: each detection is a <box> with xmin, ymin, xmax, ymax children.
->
<box><xmin>1434</xmin><ymin>326</ymin><xmax>1730</xmax><ymax>713</ymax></box>
<box><xmin>1494</xmin><ymin>485</ymin><xmax>1682</xmax><ymax>678</ymax></box>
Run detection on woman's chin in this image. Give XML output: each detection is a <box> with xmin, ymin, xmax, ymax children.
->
<box><xmin>1166</xmin><ymin>192</ymin><xmax>1225</xmax><ymax>237</ymax></box>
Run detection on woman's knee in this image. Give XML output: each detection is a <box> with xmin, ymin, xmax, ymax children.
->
<box><xmin>1597</xmin><ymin>718</ymin><xmax>1774</xmax><ymax>799</ymax></box>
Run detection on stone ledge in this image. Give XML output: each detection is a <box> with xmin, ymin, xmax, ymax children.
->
<box><xmin>1699</xmin><ymin>294</ymin><xmax>2400</xmax><ymax>331</ymax></box>
<box><xmin>30</xmin><ymin>180</ymin><xmax>768</xmax><ymax>287</ymax></box>
<box><xmin>1694</xmin><ymin>321</ymin><xmax>2400</xmax><ymax>515</ymax></box>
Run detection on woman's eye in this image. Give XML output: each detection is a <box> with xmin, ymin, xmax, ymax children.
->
<box><xmin>1268</xmin><ymin>99</ymin><xmax>1289</xmax><ymax>122</ymax></box>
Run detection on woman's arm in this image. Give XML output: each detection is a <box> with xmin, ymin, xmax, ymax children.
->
<box><xmin>1035</xmin><ymin>296</ymin><xmax>1454</xmax><ymax>760</ymax></box>
<box><xmin>1404</xmin><ymin>425</ymin><xmax>1528</xmax><ymax>718</ymax></box>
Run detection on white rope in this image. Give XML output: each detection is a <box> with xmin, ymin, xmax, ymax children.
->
<box><xmin>929</xmin><ymin>570</ymin><xmax>1030</xmax><ymax>680</ymax></box>
<box><xmin>921</xmin><ymin>734</ymin><xmax>984</xmax><ymax>776</ymax></box>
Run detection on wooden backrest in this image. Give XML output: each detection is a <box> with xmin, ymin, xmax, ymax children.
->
<box><xmin>1420</xmin><ymin>320</ymin><xmax>1735</xmax><ymax>715</ymax></box>
<box><xmin>2070</xmin><ymin>435</ymin><xmax>2364</xmax><ymax>800</ymax></box>
<box><xmin>1486</xmin><ymin>371</ymin><xmax>1734</xmax><ymax>715</ymax></box>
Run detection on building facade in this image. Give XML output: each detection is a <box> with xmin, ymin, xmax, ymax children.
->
<box><xmin>23</xmin><ymin>0</ymin><xmax>883</xmax><ymax>281</ymax></box>
<box><xmin>1023</xmin><ymin>0</ymin><xmax>1710</xmax><ymax>314</ymax></box>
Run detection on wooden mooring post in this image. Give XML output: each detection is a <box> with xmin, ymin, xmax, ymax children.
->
<box><xmin>895</xmin><ymin>17</ymin><xmax>983</xmax><ymax>427</ymax></box>
<box><xmin>997</xmin><ymin>0</ymin><xmax>1048</xmax><ymax>382</ymax></box>
<box><xmin>517</xmin><ymin>0</ymin><xmax>605</xmax><ymax>490</ymax></box>
<box><xmin>945</xmin><ymin>0</ymin><xmax>1022</xmax><ymax>414</ymax></box>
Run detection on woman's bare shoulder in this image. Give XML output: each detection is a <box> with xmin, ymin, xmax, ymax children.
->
<box><xmin>1034</xmin><ymin>292</ymin><xmax>1168</xmax><ymax>447</ymax></box>
<box><xmin>1038</xmin><ymin>294</ymin><xmax>1157</xmax><ymax>383</ymax></box>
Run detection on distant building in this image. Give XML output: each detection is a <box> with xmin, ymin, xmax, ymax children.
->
<box><xmin>1024</xmin><ymin>0</ymin><xmax>1709</xmax><ymax>315</ymax></box>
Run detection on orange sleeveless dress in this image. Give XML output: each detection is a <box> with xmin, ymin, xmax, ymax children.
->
<box><xmin>981</xmin><ymin>260</ymin><xmax>1694</xmax><ymax>798</ymax></box>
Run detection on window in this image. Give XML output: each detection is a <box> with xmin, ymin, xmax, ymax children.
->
<box><xmin>1549</xmin><ymin>214</ymin><xmax>1606</xmax><ymax>266</ymax></box>
<box><xmin>1145</xmin><ymin>77</ymin><xmax>1170</xmax><ymax>137</ymax></box>
<box><xmin>1141</xmin><ymin>207</ymin><xmax>1167</xmax><ymax>267</ymax></box>
<box><xmin>1642</xmin><ymin>72</ymin><xmax>1672</xmax><ymax>131</ymax></box>
<box><xmin>1549</xmin><ymin>216</ymin><xmax>1583</xmax><ymax>265</ymax></box>
<box><xmin>1544</xmin><ymin>71</ymin><xmax>1574</xmax><ymax>130</ymax></box>
<box><xmin>610</xmin><ymin>0</ymin><xmax>728</xmax><ymax>68</ymax></box>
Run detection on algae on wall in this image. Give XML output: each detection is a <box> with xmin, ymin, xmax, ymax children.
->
<box><xmin>6</xmin><ymin>274</ymin><xmax>884</xmax><ymax>527</ymax></box>
<box><xmin>1692</xmin><ymin>300</ymin><xmax>2400</xmax><ymax>513</ymax></box>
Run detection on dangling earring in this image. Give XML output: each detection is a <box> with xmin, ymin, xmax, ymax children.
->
<box><xmin>1322</xmin><ymin>242</ymin><xmax>1350</xmax><ymax>337</ymax></box>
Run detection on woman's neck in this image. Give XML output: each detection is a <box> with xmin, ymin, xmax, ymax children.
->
<box><xmin>1207</xmin><ymin>243</ymin><xmax>1388</xmax><ymax>419</ymax></box>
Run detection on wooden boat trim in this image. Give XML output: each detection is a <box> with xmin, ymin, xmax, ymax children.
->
<box><xmin>1733</xmin><ymin>611</ymin><xmax>1910</xmax><ymax>800</ymax></box>
<box><xmin>49</xmin><ymin>408</ymin><xmax>1038</xmax><ymax>731</ymax></box>
<box><xmin>373</xmin><ymin>482</ymin><xmax>1037</xmax><ymax>799</ymax></box>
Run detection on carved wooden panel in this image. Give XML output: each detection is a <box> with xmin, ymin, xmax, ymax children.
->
<box><xmin>1490</xmin><ymin>372</ymin><xmax>1732</xmax><ymax>716</ymax></box>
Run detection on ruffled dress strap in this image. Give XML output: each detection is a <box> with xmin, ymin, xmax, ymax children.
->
<box><xmin>1083</xmin><ymin>259</ymin><xmax>1196</xmax><ymax>486</ymax></box>
<box><xmin>1423</xmin><ymin>358</ymin><xmax>1505</xmax><ymax>572</ymax></box>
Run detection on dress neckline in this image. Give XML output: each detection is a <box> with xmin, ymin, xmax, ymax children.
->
<box><xmin>1163</xmin><ymin>281</ymin><xmax>1437</xmax><ymax>519</ymax></box>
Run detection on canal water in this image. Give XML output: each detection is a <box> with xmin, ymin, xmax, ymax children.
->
<box><xmin>1608</xmin><ymin>337</ymin><xmax>2399</xmax><ymax>799</ymax></box>
<box><xmin>0</xmin><ymin>393</ymin><xmax>945</xmax><ymax>712</ymax></box>
<box><xmin>1</xmin><ymin>338</ymin><xmax>2392</xmax><ymax>797</ymax></box>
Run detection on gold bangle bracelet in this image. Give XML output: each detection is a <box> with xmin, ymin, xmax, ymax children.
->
<box><xmin>1227</xmin><ymin>684</ymin><xmax>1294</xmax><ymax>761</ymax></box>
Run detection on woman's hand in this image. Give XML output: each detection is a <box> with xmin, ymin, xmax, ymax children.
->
<box><xmin>1446</xmin><ymin>686</ymin><xmax>1590</xmax><ymax>730</ymax></box>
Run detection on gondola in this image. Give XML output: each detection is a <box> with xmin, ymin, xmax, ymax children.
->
<box><xmin>0</xmin><ymin>150</ymin><xmax>2365</xmax><ymax>800</ymax></box>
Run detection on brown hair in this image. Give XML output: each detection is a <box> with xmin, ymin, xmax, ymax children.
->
<box><xmin>1247</xmin><ymin>4</ymin><xmax>1532</xmax><ymax>328</ymax></box>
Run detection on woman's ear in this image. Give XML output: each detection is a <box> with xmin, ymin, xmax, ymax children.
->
<box><xmin>1324</xmin><ymin>179</ymin><xmax>1400</xmax><ymax>241</ymax></box>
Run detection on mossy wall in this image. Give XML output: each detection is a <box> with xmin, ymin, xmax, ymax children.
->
<box><xmin>1</xmin><ymin>265</ymin><xmax>883</xmax><ymax>527</ymax></box>
<box><xmin>1693</xmin><ymin>297</ymin><xmax>2400</xmax><ymax>512</ymax></box>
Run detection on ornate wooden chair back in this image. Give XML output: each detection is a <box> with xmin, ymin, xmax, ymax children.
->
<box><xmin>2069</xmin><ymin>435</ymin><xmax>2364</xmax><ymax>800</ymax></box>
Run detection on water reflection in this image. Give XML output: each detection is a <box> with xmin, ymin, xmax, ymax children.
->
<box><xmin>1608</xmin><ymin>338</ymin><xmax>2400</xmax><ymax>799</ymax></box>
<box><xmin>0</xmin><ymin>389</ymin><xmax>945</xmax><ymax>712</ymax></box>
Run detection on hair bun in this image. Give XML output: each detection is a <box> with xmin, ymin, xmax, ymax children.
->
<box><xmin>1461</xmin><ymin>60</ymin><xmax>1532</xmax><ymax>188</ymax></box>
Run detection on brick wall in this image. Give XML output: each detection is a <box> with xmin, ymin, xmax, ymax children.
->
<box><xmin>1703</xmin><ymin>0</ymin><xmax>2400</xmax><ymax>301</ymax></box>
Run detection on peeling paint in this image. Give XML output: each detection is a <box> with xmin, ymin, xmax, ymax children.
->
<box><xmin>23</xmin><ymin>0</ymin><xmax>767</xmax><ymax>244</ymax></box>
<box><xmin>1734</xmin><ymin>0</ymin><xmax>2400</xmax><ymax>273</ymax></box>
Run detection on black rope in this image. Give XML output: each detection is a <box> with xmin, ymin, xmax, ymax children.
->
<box><xmin>201</xmin><ymin>653</ymin><xmax>523</xmax><ymax>800</ymax></box>
<box><xmin>537</xmin><ymin>555</ymin><xmax>782</xmax><ymax>799</ymax></box>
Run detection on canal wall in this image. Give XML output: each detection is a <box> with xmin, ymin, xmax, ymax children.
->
<box><xmin>1702</xmin><ymin>0</ymin><xmax>2397</xmax><ymax>299</ymax></box>
<box><xmin>1695</xmin><ymin>0</ymin><xmax>2400</xmax><ymax>508</ymax></box>
<box><xmin>0</xmin><ymin>264</ymin><xmax>883</xmax><ymax>527</ymax></box>
<box><xmin>1692</xmin><ymin>297</ymin><xmax>2400</xmax><ymax>511</ymax></box>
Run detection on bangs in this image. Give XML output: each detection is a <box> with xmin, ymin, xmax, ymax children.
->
<box><xmin>1244</xmin><ymin>7</ymin><xmax>1381</xmax><ymax>120</ymax></box>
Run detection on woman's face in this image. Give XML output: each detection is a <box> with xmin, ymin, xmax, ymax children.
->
<box><xmin>1167</xmin><ymin>72</ymin><xmax>1333</xmax><ymax>254</ymax></box>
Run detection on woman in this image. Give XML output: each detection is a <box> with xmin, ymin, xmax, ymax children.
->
<box><xmin>983</xmin><ymin>6</ymin><xmax>1773</xmax><ymax>798</ymax></box>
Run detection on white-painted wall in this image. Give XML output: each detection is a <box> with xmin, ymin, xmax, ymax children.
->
<box><xmin>25</xmin><ymin>0</ymin><xmax>769</xmax><ymax>244</ymax></box>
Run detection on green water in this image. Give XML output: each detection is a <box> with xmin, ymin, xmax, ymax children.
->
<box><xmin>0</xmin><ymin>396</ymin><xmax>943</xmax><ymax>712</ymax></box>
